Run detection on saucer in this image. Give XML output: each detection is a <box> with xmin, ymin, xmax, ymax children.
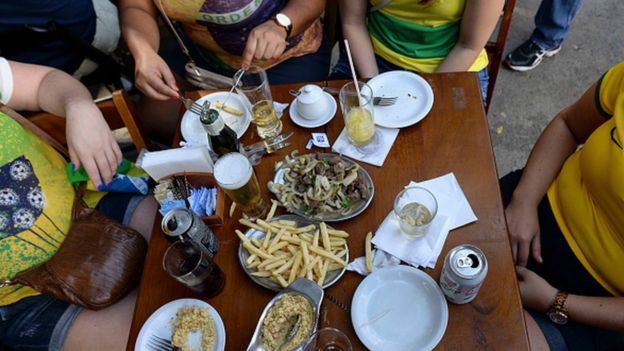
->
<box><xmin>289</xmin><ymin>92</ymin><xmax>337</xmax><ymax>128</ymax></box>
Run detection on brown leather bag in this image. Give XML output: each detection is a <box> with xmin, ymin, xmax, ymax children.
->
<box><xmin>0</xmin><ymin>104</ymin><xmax>148</xmax><ymax>310</ymax></box>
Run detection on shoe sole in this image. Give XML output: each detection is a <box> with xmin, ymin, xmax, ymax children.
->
<box><xmin>505</xmin><ymin>46</ymin><xmax>561</xmax><ymax>72</ymax></box>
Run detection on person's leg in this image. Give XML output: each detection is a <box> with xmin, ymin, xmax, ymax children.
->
<box><xmin>524</xmin><ymin>310</ymin><xmax>552</xmax><ymax>351</ymax></box>
<box><xmin>531</xmin><ymin>0</ymin><xmax>583</xmax><ymax>50</ymax></box>
<box><xmin>267</xmin><ymin>34</ymin><xmax>331</xmax><ymax>84</ymax></box>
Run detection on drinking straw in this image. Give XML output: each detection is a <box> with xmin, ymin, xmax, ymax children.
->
<box><xmin>221</xmin><ymin>68</ymin><xmax>245</xmax><ymax>112</ymax></box>
<box><xmin>343</xmin><ymin>39</ymin><xmax>362</xmax><ymax>105</ymax></box>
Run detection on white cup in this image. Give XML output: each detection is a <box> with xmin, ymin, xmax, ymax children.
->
<box><xmin>296</xmin><ymin>84</ymin><xmax>328</xmax><ymax>120</ymax></box>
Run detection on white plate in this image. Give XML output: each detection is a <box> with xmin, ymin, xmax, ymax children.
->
<box><xmin>180</xmin><ymin>92</ymin><xmax>252</xmax><ymax>147</ymax></box>
<box><xmin>288</xmin><ymin>92</ymin><xmax>337</xmax><ymax>128</ymax></box>
<box><xmin>351</xmin><ymin>265</ymin><xmax>448</xmax><ymax>351</ymax></box>
<box><xmin>367</xmin><ymin>71</ymin><xmax>434</xmax><ymax>129</ymax></box>
<box><xmin>135</xmin><ymin>298</ymin><xmax>226</xmax><ymax>351</ymax></box>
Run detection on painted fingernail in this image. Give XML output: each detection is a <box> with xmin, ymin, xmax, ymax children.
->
<box><xmin>71</xmin><ymin>163</ymin><xmax>75</xmax><ymax>171</ymax></box>
<box><xmin>97</xmin><ymin>184</ymin><xmax>105</xmax><ymax>191</ymax></box>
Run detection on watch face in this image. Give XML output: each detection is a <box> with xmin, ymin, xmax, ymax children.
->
<box><xmin>276</xmin><ymin>13</ymin><xmax>291</xmax><ymax>26</ymax></box>
<box><xmin>548</xmin><ymin>311</ymin><xmax>568</xmax><ymax>325</ymax></box>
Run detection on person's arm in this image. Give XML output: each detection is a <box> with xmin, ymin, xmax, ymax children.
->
<box><xmin>241</xmin><ymin>0</ymin><xmax>326</xmax><ymax>69</ymax></box>
<box><xmin>517</xmin><ymin>266</ymin><xmax>624</xmax><ymax>331</ymax></box>
<box><xmin>338</xmin><ymin>0</ymin><xmax>378</xmax><ymax>78</ymax></box>
<box><xmin>6</xmin><ymin>60</ymin><xmax>121</xmax><ymax>189</ymax></box>
<box><xmin>118</xmin><ymin>0</ymin><xmax>179</xmax><ymax>100</ymax></box>
<box><xmin>506</xmin><ymin>83</ymin><xmax>607</xmax><ymax>266</ymax></box>
<box><xmin>436</xmin><ymin>0</ymin><xmax>504</xmax><ymax>73</ymax></box>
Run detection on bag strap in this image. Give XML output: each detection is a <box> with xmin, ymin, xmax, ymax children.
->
<box><xmin>0</xmin><ymin>104</ymin><xmax>70</xmax><ymax>159</ymax></box>
<box><xmin>153</xmin><ymin>0</ymin><xmax>197</xmax><ymax>67</ymax></box>
<box><xmin>369</xmin><ymin>0</ymin><xmax>392</xmax><ymax>12</ymax></box>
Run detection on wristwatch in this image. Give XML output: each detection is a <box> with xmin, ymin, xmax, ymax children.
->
<box><xmin>547</xmin><ymin>291</ymin><xmax>569</xmax><ymax>324</ymax></box>
<box><xmin>273</xmin><ymin>13</ymin><xmax>293</xmax><ymax>39</ymax></box>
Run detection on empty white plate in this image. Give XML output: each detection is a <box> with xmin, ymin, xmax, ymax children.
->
<box><xmin>367</xmin><ymin>71</ymin><xmax>434</xmax><ymax>129</ymax></box>
<box><xmin>135</xmin><ymin>298</ymin><xmax>226</xmax><ymax>351</ymax></box>
<box><xmin>180</xmin><ymin>92</ymin><xmax>251</xmax><ymax>148</ymax></box>
<box><xmin>351</xmin><ymin>265</ymin><xmax>448</xmax><ymax>351</ymax></box>
<box><xmin>288</xmin><ymin>91</ymin><xmax>337</xmax><ymax>128</ymax></box>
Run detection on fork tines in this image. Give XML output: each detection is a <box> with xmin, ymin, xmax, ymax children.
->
<box><xmin>147</xmin><ymin>335</ymin><xmax>173</xmax><ymax>351</ymax></box>
<box><xmin>374</xmin><ymin>96</ymin><xmax>398</xmax><ymax>106</ymax></box>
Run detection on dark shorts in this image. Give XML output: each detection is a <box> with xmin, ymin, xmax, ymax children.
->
<box><xmin>500</xmin><ymin>170</ymin><xmax>624</xmax><ymax>351</ymax></box>
<box><xmin>0</xmin><ymin>193</ymin><xmax>145</xmax><ymax>351</ymax></box>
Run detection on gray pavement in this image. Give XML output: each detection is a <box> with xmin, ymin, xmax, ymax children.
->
<box><xmin>488</xmin><ymin>0</ymin><xmax>624</xmax><ymax>176</ymax></box>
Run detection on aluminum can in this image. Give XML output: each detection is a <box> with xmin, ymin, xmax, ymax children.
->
<box><xmin>161</xmin><ymin>208</ymin><xmax>219</xmax><ymax>256</ymax></box>
<box><xmin>439</xmin><ymin>244</ymin><xmax>488</xmax><ymax>304</ymax></box>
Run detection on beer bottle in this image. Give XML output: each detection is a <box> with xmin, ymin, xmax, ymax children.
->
<box><xmin>199</xmin><ymin>102</ymin><xmax>241</xmax><ymax>156</ymax></box>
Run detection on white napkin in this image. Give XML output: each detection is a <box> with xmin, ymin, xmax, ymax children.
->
<box><xmin>331</xmin><ymin>126</ymin><xmax>399</xmax><ymax>166</ymax></box>
<box><xmin>274</xmin><ymin>102</ymin><xmax>289</xmax><ymax>117</ymax></box>
<box><xmin>137</xmin><ymin>146</ymin><xmax>214</xmax><ymax>181</ymax></box>
<box><xmin>346</xmin><ymin>249</ymin><xmax>401</xmax><ymax>276</ymax></box>
<box><xmin>371</xmin><ymin>173</ymin><xmax>477</xmax><ymax>268</ymax></box>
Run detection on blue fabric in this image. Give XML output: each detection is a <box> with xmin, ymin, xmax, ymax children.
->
<box><xmin>531</xmin><ymin>0</ymin><xmax>583</xmax><ymax>50</ymax></box>
<box><xmin>528</xmin><ymin>309</ymin><xmax>568</xmax><ymax>351</ymax></box>
<box><xmin>331</xmin><ymin>48</ymin><xmax>489</xmax><ymax>104</ymax></box>
<box><xmin>0</xmin><ymin>0</ymin><xmax>96</xmax><ymax>74</ymax></box>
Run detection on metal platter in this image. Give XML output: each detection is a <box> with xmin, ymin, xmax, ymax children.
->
<box><xmin>237</xmin><ymin>214</ymin><xmax>348</xmax><ymax>292</ymax></box>
<box><xmin>270</xmin><ymin>153</ymin><xmax>375</xmax><ymax>222</ymax></box>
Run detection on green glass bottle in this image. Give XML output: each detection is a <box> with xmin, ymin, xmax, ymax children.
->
<box><xmin>199</xmin><ymin>102</ymin><xmax>240</xmax><ymax>156</ymax></box>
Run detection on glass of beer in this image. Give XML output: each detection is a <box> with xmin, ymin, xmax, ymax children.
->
<box><xmin>214</xmin><ymin>152</ymin><xmax>267</xmax><ymax>219</ymax></box>
<box><xmin>234</xmin><ymin>66</ymin><xmax>282</xmax><ymax>139</ymax></box>
<box><xmin>162</xmin><ymin>240</ymin><xmax>225</xmax><ymax>297</ymax></box>
<box><xmin>339</xmin><ymin>81</ymin><xmax>378</xmax><ymax>153</ymax></box>
<box><xmin>393</xmin><ymin>186</ymin><xmax>438</xmax><ymax>239</ymax></box>
<box><xmin>303</xmin><ymin>328</ymin><xmax>353</xmax><ymax>351</ymax></box>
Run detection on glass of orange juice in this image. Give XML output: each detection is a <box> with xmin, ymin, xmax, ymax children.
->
<box><xmin>339</xmin><ymin>81</ymin><xmax>377</xmax><ymax>152</ymax></box>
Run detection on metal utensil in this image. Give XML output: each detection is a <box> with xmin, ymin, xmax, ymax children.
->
<box><xmin>321</xmin><ymin>86</ymin><xmax>397</xmax><ymax>106</ymax></box>
<box><xmin>277</xmin><ymin>314</ymin><xmax>302</xmax><ymax>351</ymax></box>
<box><xmin>147</xmin><ymin>335</ymin><xmax>174</xmax><ymax>351</ymax></box>
<box><xmin>180</xmin><ymin>96</ymin><xmax>203</xmax><ymax>115</ymax></box>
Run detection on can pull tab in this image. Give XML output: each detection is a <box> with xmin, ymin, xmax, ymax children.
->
<box><xmin>457</xmin><ymin>254</ymin><xmax>480</xmax><ymax>268</ymax></box>
<box><xmin>166</xmin><ymin>217</ymin><xmax>178</xmax><ymax>231</ymax></box>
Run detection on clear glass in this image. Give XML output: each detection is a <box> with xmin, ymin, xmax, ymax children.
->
<box><xmin>303</xmin><ymin>328</ymin><xmax>352</xmax><ymax>351</ymax></box>
<box><xmin>162</xmin><ymin>240</ymin><xmax>225</xmax><ymax>297</ymax></box>
<box><xmin>234</xmin><ymin>65</ymin><xmax>282</xmax><ymax>139</ymax></box>
<box><xmin>213</xmin><ymin>152</ymin><xmax>267</xmax><ymax>219</ymax></box>
<box><xmin>393</xmin><ymin>186</ymin><xmax>438</xmax><ymax>239</ymax></box>
<box><xmin>339</xmin><ymin>81</ymin><xmax>377</xmax><ymax>152</ymax></box>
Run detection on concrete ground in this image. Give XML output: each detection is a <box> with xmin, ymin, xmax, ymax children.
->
<box><xmin>488</xmin><ymin>0</ymin><xmax>624</xmax><ymax>176</ymax></box>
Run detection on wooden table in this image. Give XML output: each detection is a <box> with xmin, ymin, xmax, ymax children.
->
<box><xmin>127</xmin><ymin>72</ymin><xmax>529</xmax><ymax>350</ymax></box>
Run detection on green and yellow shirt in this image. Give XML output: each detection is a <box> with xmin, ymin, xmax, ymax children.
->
<box><xmin>368</xmin><ymin>0</ymin><xmax>488</xmax><ymax>73</ymax></box>
<box><xmin>547</xmin><ymin>61</ymin><xmax>624</xmax><ymax>296</ymax></box>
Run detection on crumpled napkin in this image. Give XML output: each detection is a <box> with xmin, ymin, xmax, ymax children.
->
<box><xmin>331</xmin><ymin>126</ymin><xmax>399</xmax><ymax>167</ymax></box>
<box><xmin>346</xmin><ymin>249</ymin><xmax>401</xmax><ymax>276</ymax></box>
<box><xmin>371</xmin><ymin>172</ymin><xmax>477</xmax><ymax>268</ymax></box>
<box><xmin>273</xmin><ymin>102</ymin><xmax>289</xmax><ymax>117</ymax></box>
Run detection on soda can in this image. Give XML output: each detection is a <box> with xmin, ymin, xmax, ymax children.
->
<box><xmin>161</xmin><ymin>208</ymin><xmax>220</xmax><ymax>256</ymax></box>
<box><xmin>439</xmin><ymin>244</ymin><xmax>488</xmax><ymax>304</ymax></box>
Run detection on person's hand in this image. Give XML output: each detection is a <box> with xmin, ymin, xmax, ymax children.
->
<box><xmin>134</xmin><ymin>50</ymin><xmax>179</xmax><ymax>100</ymax></box>
<box><xmin>241</xmin><ymin>20</ymin><xmax>288</xmax><ymax>70</ymax></box>
<box><xmin>505</xmin><ymin>198</ymin><xmax>542</xmax><ymax>266</ymax></box>
<box><xmin>516</xmin><ymin>266</ymin><xmax>557</xmax><ymax>312</ymax></box>
<box><xmin>65</xmin><ymin>101</ymin><xmax>123</xmax><ymax>189</ymax></box>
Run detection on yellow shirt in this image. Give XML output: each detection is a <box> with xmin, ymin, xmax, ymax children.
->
<box><xmin>368</xmin><ymin>0</ymin><xmax>488</xmax><ymax>73</ymax></box>
<box><xmin>547</xmin><ymin>61</ymin><xmax>624</xmax><ymax>296</ymax></box>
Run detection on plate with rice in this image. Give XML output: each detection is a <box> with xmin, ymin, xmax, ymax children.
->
<box><xmin>135</xmin><ymin>298</ymin><xmax>226</xmax><ymax>351</ymax></box>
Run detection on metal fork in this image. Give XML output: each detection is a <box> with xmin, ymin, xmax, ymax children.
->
<box><xmin>147</xmin><ymin>334</ymin><xmax>174</xmax><ymax>351</ymax></box>
<box><xmin>180</xmin><ymin>96</ymin><xmax>203</xmax><ymax>115</ymax></box>
<box><xmin>320</xmin><ymin>87</ymin><xmax>397</xmax><ymax>106</ymax></box>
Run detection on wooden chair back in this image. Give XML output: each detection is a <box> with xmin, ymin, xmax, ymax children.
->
<box><xmin>27</xmin><ymin>90</ymin><xmax>153</xmax><ymax>152</ymax></box>
<box><xmin>485</xmin><ymin>0</ymin><xmax>516</xmax><ymax>112</ymax></box>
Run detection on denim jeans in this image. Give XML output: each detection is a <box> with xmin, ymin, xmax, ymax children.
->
<box><xmin>531</xmin><ymin>0</ymin><xmax>583</xmax><ymax>50</ymax></box>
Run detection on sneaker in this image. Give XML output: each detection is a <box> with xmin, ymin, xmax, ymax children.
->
<box><xmin>504</xmin><ymin>40</ymin><xmax>561</xmax><ymax>72</ymax></box>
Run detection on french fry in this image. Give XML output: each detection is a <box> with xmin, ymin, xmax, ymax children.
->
<box><xmin>265</xmin><ymin>258</ymin><xmax>288</xmax><ymax>271</ymax></box>
<box><xmin>320</xmin><ymin>222</ymin><xmax>331</xmax><ymax>251</ymax></box>
<box><xmin>250</xmin><ymin>237</ymin><xmax>262</xmax><ymax>248</ymax></box>
<box><xmin>214</xmin><ymin>100</ymin><xmax>244</xmax><ymax>116</ymax></box>
<box><xmin>251</xmin><ymin>271</ymin><xmax>272</xmax><ymax>277</ymax></box>
<box><xmin>295</xmin><ymin>224</ymin><xmax>316</xmax><ymax>233</ymax></box>
<box><xmin>365</xmin><ymin>231</ymin><xmax>374</xmax><ymax>272</ymax></box>
<box><xmin>245</xmin><ymin>254</ymin><xmax>257</xmax><ymax>266</ymax></box>
<box><xmin>267</xmin><ymin>241</ymin><xmax>289</xmax><ymax>254</ymax></box>
<box><xmin>317</xmin><ymin>260</ymin><xmax>330</xmax><ymax>286</ymax></box>
<box><xmin>266</xmin><ymin>200</ymin><xmax>278</xmax><ymax>221</ymax></box>
<box><xmin>327</xmin><ymin>228</ymin><xmax>350</xmax><ymax>238</ymax></box>
<box><xmin>261</xmin><ymin>229</ymin><xmax>272</xmax><ymax>250</ymax></box>
<box><xmin>272</xmin><ymin>259</ymin><xmax>293</xmax><ymax>275</ymax></box>
<box><xmin>312</xmin><ymin>229</ymin><xmax>320</xmax><ymax>247</ymax></box>
<box><xmin>229</xmin><ymin>202</ymin><xmax>236</xmax><ymax>217</ymax></box>
<box><xmin>300</xmin><ymin>241</ymin><xmax>310</xmax><ymax>268</ymax></box>
<box><xmin>239</xmin><ymin>218</ymin><xmax>265</xmax><ymax>232</ymax></box>
<box><xmin>288</xmin><ymin>252</ymin><xmax>303</xmax><ymax>284</ymax></box>
<box><xmin>274</xmin><ymin>274</ymin><xmax>289</xmax><ymax>288</ymax></box>
<box><xmin>307</xmin><ymin>245</ymin><xmax>347</xmax><ymax>266</ymax></box>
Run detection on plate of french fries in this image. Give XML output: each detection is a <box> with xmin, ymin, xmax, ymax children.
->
<box><xmin>236</xmin><ymin>214</ymin><xmax>349</xmax><ymax>291</ymax></box>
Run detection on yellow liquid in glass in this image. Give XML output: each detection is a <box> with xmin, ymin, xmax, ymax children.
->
<box><xmin>345</xmin><ymin>107</ymin><xmax>375</xmax><ymax>146</ymax></box>
<box><xmin>252</xmin><ymin>100</ymin><xmax>282</xmax><ymax>139</ymax></box>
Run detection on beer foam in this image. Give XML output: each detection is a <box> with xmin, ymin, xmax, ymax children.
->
<box><xmin>214</xmin><ymin>152</ymin><xmax>253</xmax><ymax>190</ymax></box>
